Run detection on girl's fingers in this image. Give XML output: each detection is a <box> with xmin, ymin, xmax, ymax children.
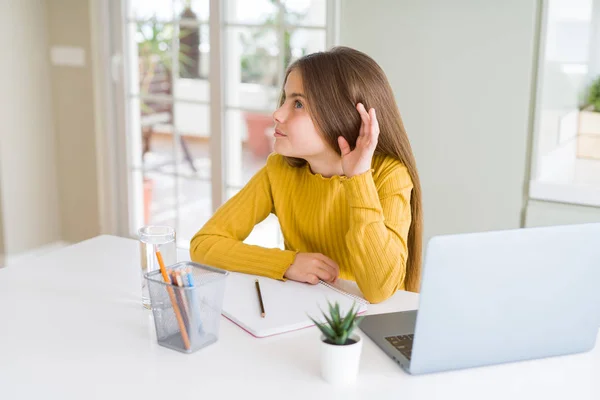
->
<box><xmin>315</xmin><ymin>254</ymin><xmax>340</xmax><ymax>277</ymax></box>
<box><xmin>306</xmin><ymin>273</ymin><xmax>319</xmax><ymax>285</ymax></box>
<box><xmin>363</xmin><ymin>108</ymin><xmax>379</xmax><ymax>150</ymax></box>
<box><xmin>315</xmin><ymin>264</ymin><xmax>336</xmax><ymax>283</ymax></box>
<box><xmin>338</xmin><ymin>136</ymin><xmax>351</xmax><ymax>157</ymax></box>
<box><xmin>356</xmin><ymin>103</ymin><xmax>370</xmax><ymax>135</ymax></box>
<box><xmin>369</xmin><ymin>108</ymin><xmax>379</xmax><ymax>134</ymax></box>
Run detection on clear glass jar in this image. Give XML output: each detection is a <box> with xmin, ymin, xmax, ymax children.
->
<box><xmin>139</xmin><ymin>225</ymin><xmax>176</xmax><ymax>309</ymax></box>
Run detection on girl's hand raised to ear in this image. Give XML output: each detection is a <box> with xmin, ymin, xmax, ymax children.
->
<box><xmin>284</xmin><ymin>253</ymin><xmax>340</xmax><ymax>285</ymax></box>
<box><xmin>338</xmin><ymin>103</ymin><xmax>380</xmax><ymax>178</ymax></box>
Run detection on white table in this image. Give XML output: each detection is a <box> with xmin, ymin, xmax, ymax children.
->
<box><xmin>0</xmin><ymin>235</ymin><xmax>598</xmax><ymax>399</ymax></box>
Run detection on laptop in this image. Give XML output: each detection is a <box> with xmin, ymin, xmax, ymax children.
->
<box><xmin>359</xmin><ymin>223</ymin><xmax>600</xmax><ymax>375</ymax></box>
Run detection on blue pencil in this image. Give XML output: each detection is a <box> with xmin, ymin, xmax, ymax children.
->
<box><xmin>184</xmin><ymin>268</ymin><xmax>204</xmax><ymax>336</ymax></box>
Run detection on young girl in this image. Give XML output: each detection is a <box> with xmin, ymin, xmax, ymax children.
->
<box><xmin>190</xmin><ymin>46</ymin><xmax>423</xmax><ymax>303</ymax></box>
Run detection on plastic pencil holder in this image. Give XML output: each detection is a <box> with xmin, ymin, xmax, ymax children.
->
<box><xmin>145</xmin><ymin>261</ymin><xmax>229</xmax><ymax>354</ymax></box>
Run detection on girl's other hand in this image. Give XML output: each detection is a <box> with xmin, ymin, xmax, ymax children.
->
<box><xmin>284</xmin><ymin>253</ymin><xmax>340</xmax><ymax>284</ymax></box>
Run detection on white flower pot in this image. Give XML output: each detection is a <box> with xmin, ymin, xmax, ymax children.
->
<box><xmin>320</xmin><ymin>334</ymin><xmax>363</xmax><ymax>385</ymax></box>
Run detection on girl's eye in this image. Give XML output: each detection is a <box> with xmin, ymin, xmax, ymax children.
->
<box><xmin>294</xmin><ymin>100</ymin><xmax>303</xmax><ymax>109</ymax></box>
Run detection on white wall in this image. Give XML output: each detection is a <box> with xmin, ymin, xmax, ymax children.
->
<box><xmin>47</xmin><ymin>0</ymin><xmax>101</xmax><ymax>243</ymax></box>
<box><xmin>340</xmin><ymin>0</ymin><xmax>539</xmax><ymax>243</ymax></box>
<box><xmin>0</xmin><ymin>0</ymin><xmax>62</xmax><ymax>255</ymax></box>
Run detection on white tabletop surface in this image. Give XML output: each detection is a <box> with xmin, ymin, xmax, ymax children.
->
<box><xmin>0</xmin><ymin>235</ymin><xmax>598</xmax><ymax>399</ymax></box>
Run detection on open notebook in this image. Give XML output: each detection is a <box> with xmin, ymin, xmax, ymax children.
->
<box><xmin>221</xmin><ymin>272</ymin><xmax>369</xmax><ymax>338</ymax></box>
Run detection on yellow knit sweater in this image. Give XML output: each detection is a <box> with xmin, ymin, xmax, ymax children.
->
<box><xmin>190</xmin><ymin>153</ymin><xmax>413</xmax><ymax>303</ymax></box>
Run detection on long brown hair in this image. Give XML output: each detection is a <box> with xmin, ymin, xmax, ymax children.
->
<box><xmin>280</xmin><ymin>46</ymin><xmax>423</xmax><ymax>293</ymax></box>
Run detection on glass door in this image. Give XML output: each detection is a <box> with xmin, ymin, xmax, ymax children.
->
<box><xmin>114</xmin><ymin>0</ymin><xmax>337</xmax><ymax>248</ymax></box>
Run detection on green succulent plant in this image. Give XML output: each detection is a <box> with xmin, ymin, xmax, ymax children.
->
<box><xmin>309</xmin><ymin>301</ymin><xmax>364</xmax><ymax>345</ymax></box>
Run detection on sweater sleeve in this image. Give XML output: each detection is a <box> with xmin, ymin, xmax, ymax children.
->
<box><xmin>341</xmin><ymin>165</ymin><xmax>413</xmax><ymax>303</ymax></box>
<box><xmin>189</xmin><ymin>162</ymin><xmax>298</xmax><ymax>280</ymax></box>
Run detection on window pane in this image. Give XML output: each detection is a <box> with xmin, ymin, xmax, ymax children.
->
<box><xmin>131</xmin><ymin>21</ymin><xmax>209</xmax><ymax>94</ymax></box>
<box><xmin>130</xmin><ymin>21</ymin><xmax>174</xmax><ymax>96</ymax></box>
<box><xmin>238</xmin><ymin>27</ymin><xmax>279</xmax><ymax>86</ymax></box>
<box><xmin>533</xmin><ymin>0</ymin><xmax>593</xmax><ymax>182</ymax></box>
<box><xmin>177</xmin><ymin>23</ymin><xmax>210</xmax><ymax>79</ymax></box>
<box><xmin>173</xmin><ymin>102</ymin><xmax>211</xmax><ymax>179</ymax></box>
<box><xmin>175</xmin><ymin>0</ymin><xmax>210</xmax><ymax>22</ymax></box>
<box><xmin>224</xmin><ymin>109</ymin><xmax>271</xmax><ymax>190</ymax></box>
<box><xmin>174</xmin><ymin>101</ymin><xmax>210</xmax><ymax>138</ymax></box>
<box><xmin>131</xmin><ymin>170</ymin><xmax>176</xmax><ymax>231</ymax></box>
<box><xmin>283</xmin><ymin>0</ymin><xmax>326</xmax><ymax>27</ymax></box>
<box><xmin>287</xmin><ymin>28</ymin><xmax>327</xmax><ymax>64</ymax></box>
<box><xmin>129</xmin><ymin>0</ymin><xmax>210</xmax><ymax>23</ymax></box>
<box><xmin>224</xmin><ymin>26</ymin><xmax>280</xmax><ymax>111</ymax></box>
<box><xmin>225</xmin><ymin>0</ymin><xmax>278</xmax><ymax>25</ymax></box>
<box><xmin>137</xmin><ymin>101</ymin><xmax>211</xmax><ymax>178</ymax></box>
<box><xmin>177</xmin><ymin>177</ymin><xmax>212</xmax><ymax>248</ymax></box>
<box><xmin>128</xmin><ymin>0</ymin><xmax>173</xmax><ymax>20</ymax></box>
<box><xmin>131</xmin><ymin>96</ymin><xmax>176</xmax><ymax>171</ymax></box>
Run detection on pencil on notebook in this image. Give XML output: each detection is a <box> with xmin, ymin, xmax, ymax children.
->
<box><xmin>255</xmin><ymin>279</ymin><xmax>265</xmax><ymax>318</ymax></box>
<box><xmin>155</xmin><ymin>248</ymin><xmax>191</xmax><ymax>350</ymax></box>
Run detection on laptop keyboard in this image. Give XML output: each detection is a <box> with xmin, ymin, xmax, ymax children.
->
<box><xmin>385</xmin><ymin>334</ymin><xmax>414</xmax><ymax>360</ymax></box>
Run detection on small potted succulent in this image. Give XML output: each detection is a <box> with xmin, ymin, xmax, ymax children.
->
<box><xmin>309</xmin><ymin>301</ymin><xmax>364</xmax><ymax>385</ymax></box>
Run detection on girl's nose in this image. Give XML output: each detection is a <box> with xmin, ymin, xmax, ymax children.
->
<box><xmin>273</xmin><ymin>105</ymin><xmax>285</xmax><ymax>124</ymax></box>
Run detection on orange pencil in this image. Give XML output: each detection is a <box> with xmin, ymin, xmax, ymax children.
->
<box><xmin>155</xmin><ymin>248</ymin><xmax>191</xmax><ymax>350</ymax></box>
